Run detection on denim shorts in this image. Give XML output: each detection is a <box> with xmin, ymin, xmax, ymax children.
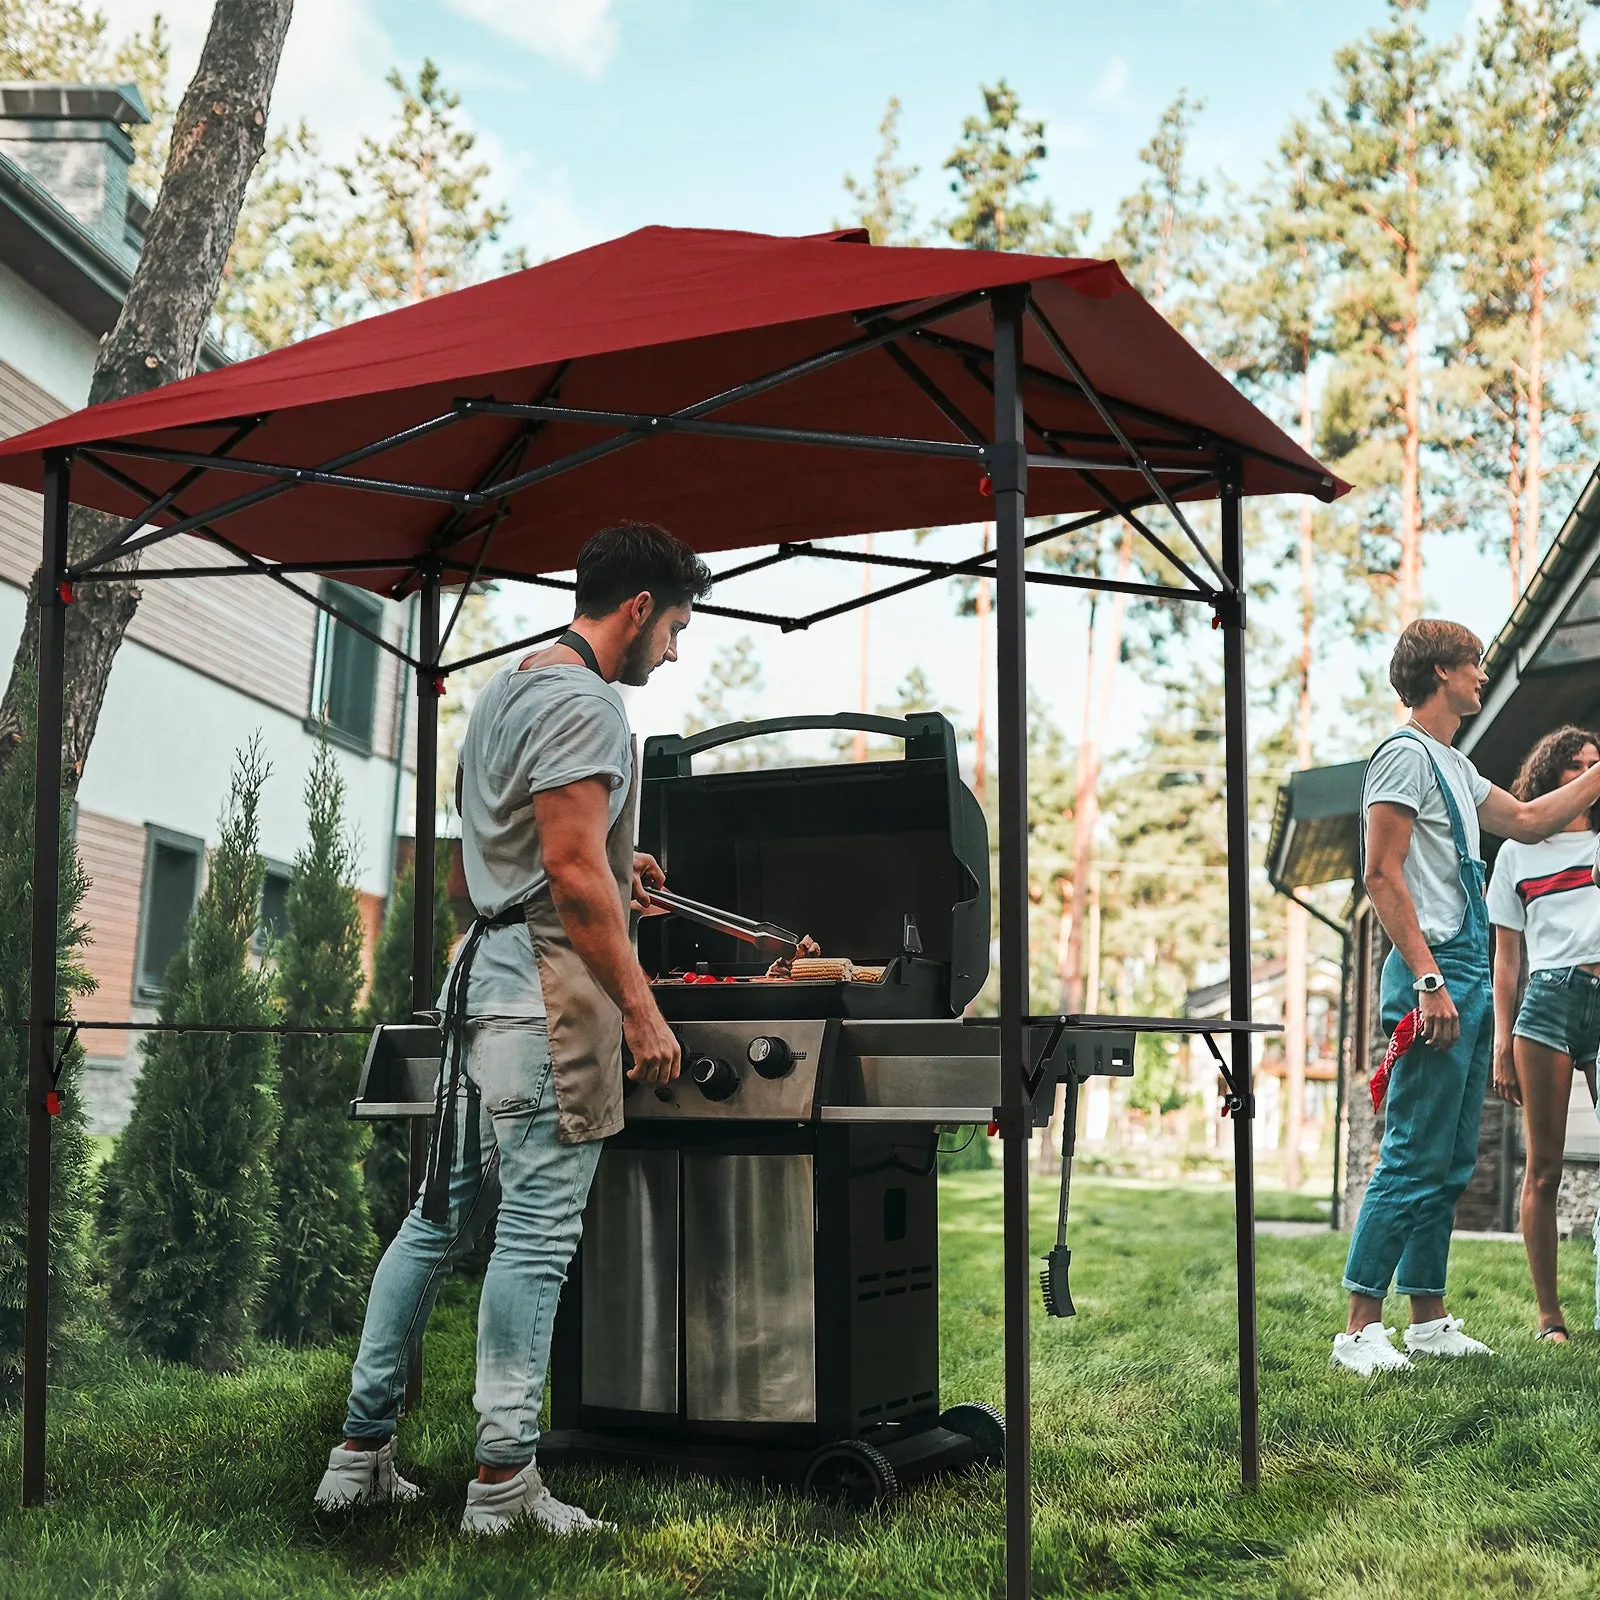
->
<box><xmin>1514</xmin><ymin>965</ymin><xmax>1600</xmax><ymax>1066</ymax></box>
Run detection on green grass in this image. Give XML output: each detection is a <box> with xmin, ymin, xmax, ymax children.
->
<box><xmin>4</xmin><ymin>1175</ymin><xmax>1599</xmax><ymax>1598</ymax></box>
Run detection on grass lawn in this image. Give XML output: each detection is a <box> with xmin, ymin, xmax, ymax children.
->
<box><xmin>4</xmin><ymin>1172</ymin><xmax>1600</xmax><ymax>1598</ymax></box>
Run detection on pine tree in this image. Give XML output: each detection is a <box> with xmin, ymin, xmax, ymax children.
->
<box><xmin>1451</xmin><ymin>0</ymin><xmax>1599</xmax><ymax>598</ymax></box>
<box><xmin>842</xmin><ymin>96</ymin><xmax>921</xmax><ymax>245</ymax></box>
<box><xmin>361</xmin><ymin>857</ymin><xmax>454</xmax><ymax>1248</ymax></box>
<box><xmin>1304</xmin><ymin>0</ymin><xmax>1459</xmax><ymax>627</ymax></box>
<box><xmin>685</xmin><ymin>636</ymin><xmax>788</xmax><ymax>770</ymax></box>
<box><xmin>104</xmin><ymin>743</ymin><xmax>279</xmax><ymax>1370</ymax></box>
<box><xmin>262</xmin><ymin>741</ymin><xmax>375</xmax><ymax>1344</ymax></box>
<box><xmin>0</xmin><ymin>674</ymin><xmax>94</xmax><ymax>1400</ymax></box>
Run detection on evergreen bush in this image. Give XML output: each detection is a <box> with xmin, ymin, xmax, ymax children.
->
<box><xmin>361</xmin><ymin>855</ymin><xmax>453</xmax><ymax>1247</ymax></box>
<box><xmin>261</xmin><ymin>741</ymin><xmax>375</xmax><ymax>1344</ymax></box>
<box><xmin>104</xmin><ymin>742</ymin><xmax>279</xmax><ymax>1369</ymax></box>
<box><xmin>0</xmin><ymin>674</ymin><xmax>94</xmax><ymax>1401</ymax></box>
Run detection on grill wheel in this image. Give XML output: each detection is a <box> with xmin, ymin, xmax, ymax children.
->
<box><xmin>938</xmin><ymin>1401</ymin><xmax>1007</xmax><ymax>1467</ymax></box>
<box><xmin>802</xmin><ymin>1439</ymin><xmax>900</xmax><ymax>1505</ymax></box>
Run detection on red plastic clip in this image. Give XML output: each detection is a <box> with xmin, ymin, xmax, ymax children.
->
<box><xmin>58</xmin><ymin>580</ymin><xmax>74</xmax><ymax>605</ymax></box>
<box><xmin>431</xmin><ymin>676</ymin><xmax>447</xmax><ymax>696</ymax></box>
<box><xmin>987</xmin><ymin>1121</ymin><xmax>999</xmax><ymax>1137</ymax></box>
<box><xmin>44</xmin><ymin>1090</ymin><xmax>61</xmax><ymax>1116</ymax></box>
<box><xmin>1211</xmin><ymin>613</ymin><xmax>1221</xmax><ymax>630</ymax></box>
<box><xmin>978</xmin><ymin>473</ymin><xmax>994</xmax><ymax>498</ymax></box>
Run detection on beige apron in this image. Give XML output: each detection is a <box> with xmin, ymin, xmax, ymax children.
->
<box><xmin>524</xmin><ymin>742</ymin><xmax>637</xmax><ymax>1145</ymax></box>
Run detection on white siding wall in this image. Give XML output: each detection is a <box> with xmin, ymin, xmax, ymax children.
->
<box><xmin>0</xmin><ymin>259</ymin><xmax>97</xmax><ymax>406</ymax></box>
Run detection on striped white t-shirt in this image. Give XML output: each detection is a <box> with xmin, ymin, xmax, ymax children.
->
<box><xmin>1486</xmin><ymin>831</ymin><xmax>1600</xmax><ymax>973</ymax></box>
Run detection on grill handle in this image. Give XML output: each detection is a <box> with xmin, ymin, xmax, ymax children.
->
<box><xmin>644</xmin><ymin>711</ymin><xmax>951</xmax><ymax>776</ymax></box>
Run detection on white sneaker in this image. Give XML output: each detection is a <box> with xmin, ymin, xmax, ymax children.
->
<box><xmin>1330</xmin><ymin>1322</ymin><xmax>1413</xmax><ymax>1375</ymax></box>
<box><xmin>460</xmin><ymin>1463</ymin><xmax>612</xmax><ymax>1537</ymax></box>
<box><xmin>1404</xmin><ymin>1315</ymin><xmax>1495</xmax><ymax>1359</ymax></box>
<box><xmin>313</xmin><ymin>1438</ymin><xmax>424</xmax><ymax>1508</ymax></box>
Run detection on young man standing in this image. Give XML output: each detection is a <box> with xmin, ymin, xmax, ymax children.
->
<box><xmin>314</xmin><ymin>522</ymin><xmax>712</xmax><ymax>1529</ymax></box>
<box><xmin>1335</xmin><ymin>619</ymin><xmax>1600</xmax><ymax>1374</ymax></box>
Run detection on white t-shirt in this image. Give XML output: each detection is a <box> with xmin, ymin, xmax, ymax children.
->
<box><xmin>1486</xmin><ymin>831</ymin><xmax>1600</xmax><ymax>972</ymax></box>
<box><xmin>1362</xmin><ymin>728</ymin><xmax>1492</xmax><ymax>945</ymax></box>
<box><xmin>437</xmin><ymin>661</ymin><xmax>633</xmax><ymax>1019</ymax></box>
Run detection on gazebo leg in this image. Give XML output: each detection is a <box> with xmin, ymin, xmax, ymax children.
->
<box><xmin>405</xmin><ymin>570</ymin><xmax>442</xmax><ymax>1410</ymax></box>
<box><xmin>990</xmin><ymin>287</ymin><xmax>1032</xmax><ymax>1600</ymax></box>
<box><xmin>23</xmin><ymin>449</ymin><xmax>71</xmax><ymax>1506</ymax></box>
<box><xmin>1218</xmin><ymin>466</ymin><xmax>1260</xmax><ymax>1490</ymax></box>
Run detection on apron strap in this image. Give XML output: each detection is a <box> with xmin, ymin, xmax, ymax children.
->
<box><xmin>1363</xmin><ymin>729</ymin><xmax>1477</xmax><ymax>875</ymax></box>
<box><xmin>420</xmin><ymin>899</ymin><xmax>531</xmax><ymax>1225</ymax></box>
<box><xmin>557</xmin><ymin>629</ymin><xmax>604</xmax><ymax>678</ymax></box>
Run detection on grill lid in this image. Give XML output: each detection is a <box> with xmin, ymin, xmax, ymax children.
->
<box><xmin>639</xmin><ymin>712</ymin><xmax>989</xmax><ymax>1015</ymax></box>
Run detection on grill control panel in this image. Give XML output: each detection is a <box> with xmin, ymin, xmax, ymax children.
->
<box><xmin>623</xmin><ymin>1019</ymin><xmax>833</xmax><ymax>1121</ymax></box>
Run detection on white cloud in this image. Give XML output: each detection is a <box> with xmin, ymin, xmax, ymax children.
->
<box><xmin>1093</xmin><ymin>55</ymin><xmax>1129</xmax><ymax>104</ymax></box>
<box><xmin>442</xmin><ymin>0</ymin><xmax>619</xmax><ymax>79</ymax></box>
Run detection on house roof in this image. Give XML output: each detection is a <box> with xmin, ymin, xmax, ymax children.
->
<box><xmin>0</xmin><ymin>224</ymin><xmax>1347</xmax><ymax>587</ymax></box>
<box><xmin>1265</xmin><ymin>759</ymin><xmax>1366</xmax><ymax>893</ymax></box>
<box><xmin>1459</xmin><ymin>461</ymin><xmax>1600</xmax><ymax>786</ymax></box>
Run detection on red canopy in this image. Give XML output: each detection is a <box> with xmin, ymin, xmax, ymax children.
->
<box><xmin>0</xmin><ymin>225</ymin><xmax>1345</xmax><ymax>589</ymax></box>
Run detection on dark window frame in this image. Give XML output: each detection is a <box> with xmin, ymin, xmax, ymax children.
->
<box><xmin>255</xmin><ymin>857</ymin><xmax>294</xmax><ymax>954</ymax></box>
<box><xmin>308</xmin><ymin>581</ymin><xmax>385</xmax><ymax>755</ymax></box>
<box><xmin>134</xmin><ymin>824</ymin><xmax>205</xmax><ymax>1003</ymax></box>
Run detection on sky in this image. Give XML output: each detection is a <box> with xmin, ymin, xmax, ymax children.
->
<box><xmin>95</xmin><ymin>0</ymin><xmax>1506</xmax><ymax>760</ymax></box>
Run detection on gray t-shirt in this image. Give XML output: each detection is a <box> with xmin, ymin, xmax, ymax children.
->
<box><xmin>1362</xmin><ymin>728</ymin><xmax>1491</xmax><ymax>945</ymax></box>
<box><xmin>438</xmin><ymin>662</ymin><xmax>633</xmax><ymax>1019</ymax></box>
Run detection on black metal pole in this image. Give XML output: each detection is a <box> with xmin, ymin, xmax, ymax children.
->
<box><xmin>991</xmin><ymin>287</ymin><xmax>1032</xmax><ymax>1600</ymax></box>
<box><xmin>1218</xmin><ymin>462</ymin><xmax>1260</xmax><ymax>1490</ymax></box>
<box><xmin>406</xmin><ymin>571</ymin><xmax>442</xmax><ymax>1409</ymax></box>
<box><xmin>23</xmin><ymin>451</ymin><xmax>71</xmax><ymax>1506</ymax></box>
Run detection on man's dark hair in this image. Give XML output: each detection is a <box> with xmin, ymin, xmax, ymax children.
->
<box><xmin>1388</xmin><ymin>618</ymin><xmax>1483</xmax><ymax>709</ymax></box>
<box><xmin>573</xmin><ymin>521</ymin><xmax>712</xmax><ymax>618</ymax></box>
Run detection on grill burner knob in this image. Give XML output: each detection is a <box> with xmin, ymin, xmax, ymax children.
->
<box><xmin>747</xmin><ymin>1036</ymin><xmax>793</xmax><ymax>1079</ymax></box>
<box><xmin>690</xmin><ymin>1055</ymin><xmax>739</xmax><ymax>1101</ymax></box>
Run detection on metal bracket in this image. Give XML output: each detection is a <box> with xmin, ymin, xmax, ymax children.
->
<box><xmin>1201</xmin><ymin>1030</ymin><xmax>1254</xmax><ymax>1118</ymax></box>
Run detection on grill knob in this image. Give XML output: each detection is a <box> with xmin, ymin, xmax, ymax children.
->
<box><xmin>690</xmin><ymin>1055</ymin><xmax>739</xmax><ymax>1101</ymax></box>
<box><xmin>747</xmin><ymin>1036</ymin><xmax>793</xmax><ymax>1079</ymax></box>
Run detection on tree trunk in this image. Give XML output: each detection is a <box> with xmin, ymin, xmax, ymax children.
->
<box><xmin>852</xmin><ymin>536</ymin><xmax>872</xmax><ymax>762</ymax></box>
<box><xmin>0</xmin><ymin>0</ymin><xmax>294</xmax><ymax>785</ymax></box>
<box><xmin>1508</xmin><ymin>421</ymin><xmax>1523</xmax><ymax>604</ymax></box>
<box><xmin>1525</xmin><ymin>249</ymin><xmax>1546</xmax><ymax>587</ymax></box>
<box><xmin>1398</xmin><ymin>105</ymin><xmax>1422</xmax><ymax>628</ymax></box>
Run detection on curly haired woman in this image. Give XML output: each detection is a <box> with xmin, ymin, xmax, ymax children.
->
<box><xmin>1487</xmin><ymin>725</ymin><xmax>1600</xmax><ymax>1343</ymax></box>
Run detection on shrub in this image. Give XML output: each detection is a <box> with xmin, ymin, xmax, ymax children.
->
<box><xmin>104</xmin><ymin>742</ymin><xmax>279</xmax><ymax>1369</ymax></box>
<box><xmin>0</xmin><ymin>674</ymin><xmax>94</xmax><ymax>1400</ymax></box>
<box><xmin>261</xmin><ymin>740</ymin><xmax>375</xmax><ymax>1344</ymax></box>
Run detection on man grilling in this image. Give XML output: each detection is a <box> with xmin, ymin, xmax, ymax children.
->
<box><xmin>315</xmin><ymin>521</ymin><xmax>711</xmax><ymax>1534</ymax></box>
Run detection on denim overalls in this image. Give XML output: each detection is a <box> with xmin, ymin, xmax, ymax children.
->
<box><xmin>1343</xmin><ymin>731</ymin><xmax>1494</xmax><ymax>1300</ymax></box>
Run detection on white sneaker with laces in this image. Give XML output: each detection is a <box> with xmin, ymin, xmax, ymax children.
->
<box><xmin>313</xmin><ymin>1438</ymin><xmax>424</xmax><ymax>1508</ymax></box>
<box><xmin>1404</xmin><ymin>1315</ymin><xmax>1494</xmax><ymax>1359</ymax></box>
<box><xmin>460</xmin><ymin>1464</ymin><xmax>612</xmax><ymax>1537</ymax></box>
<box><xmin>1330</xmin><ymin>1321</ymin><xmax>1413</xmax><ymax>1375</ymax></box>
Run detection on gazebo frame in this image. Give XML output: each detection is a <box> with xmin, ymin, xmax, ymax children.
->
<box><xmin>21</xmin><ymin>283</ymin><xmax>1297</xmax><ymax>1600</ymax></box>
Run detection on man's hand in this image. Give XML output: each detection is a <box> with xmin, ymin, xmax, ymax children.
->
<box><xmin>625</xmin><ymin>998</ymin><xmax>680</xmax><ymax>1085</ymax></box>
<box><xmin>1492</xmin><ymin>1039</ymin><xmax>1521</xmax><ymax>1105</ymax></box>
<box><xmin>632</xmin><ymin>852</ymin><xmax>667</xmax><ymax>914</ymax></box>
<box><xmin>1419</xmin><ymin>981</ymin><xmax>1460</xmax><ymax>1050</ymax></box>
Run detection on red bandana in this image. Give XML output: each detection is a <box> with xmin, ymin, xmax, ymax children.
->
<box><xmin>1370</xmin><ymin>1007</ymin><xmax>1422</xmax><ymax>1112</ymax></box>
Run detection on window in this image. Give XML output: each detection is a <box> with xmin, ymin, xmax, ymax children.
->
<box><xmin>257</xmin><ymin>861</ymin><xmax>293</xmax><ymax>952</ymax></box>
<box><xmin>310</xmin><ymin>581</ymin><xmax>385</xmax><ymax>752</ymax></box>
<box><xmin>135</xmin><ymin>827</ymin><xmax>204</xmax><ymax>1001</ymax></box>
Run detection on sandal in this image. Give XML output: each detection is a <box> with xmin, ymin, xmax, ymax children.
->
<box><xmin>1537</xmin><ymin>1324</ymin><xmax>1570</xmax><ymax>1342</ymax></box>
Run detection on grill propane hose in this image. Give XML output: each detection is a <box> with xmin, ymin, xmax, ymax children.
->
<box><xmin>1041</xmin><ymin>1073</ymin><xmax>1080</xmax><ymax>1319</ymax></box>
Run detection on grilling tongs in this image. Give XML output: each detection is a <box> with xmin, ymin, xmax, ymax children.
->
<box><xmin>645</xmin><ymin>886</ymin><xmax>801</xmax><ymax>950</ymax></box>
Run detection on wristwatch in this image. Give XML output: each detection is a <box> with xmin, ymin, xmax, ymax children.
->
<box><xmin>1413</xmin><ymin>972</ymin><xmax>1446</xmax><ymax>994</ymax></box>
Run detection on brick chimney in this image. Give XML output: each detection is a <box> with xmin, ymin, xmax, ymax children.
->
<box><xmin>0</xmin><ymin>82</ymin><xmax>151</xmax><ymax>267</ymax></box>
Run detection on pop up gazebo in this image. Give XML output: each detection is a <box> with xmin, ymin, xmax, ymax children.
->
<box><xmin>0</xmin><ymin>224</ymin><xmax>1345</xmax><ymax>1599</ymax></box>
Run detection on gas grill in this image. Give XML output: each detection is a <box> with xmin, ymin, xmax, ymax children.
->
<box><xmin>533</xmin><ymin>713</ymin><xmax>1134</xmax><ymax>1499</ymax></box>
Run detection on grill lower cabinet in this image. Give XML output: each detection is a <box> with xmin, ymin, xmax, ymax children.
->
<box><xmin>543</xmin><ymin>1124</ymin><xmax>1000</xmax><ymax>1500</ymax></box>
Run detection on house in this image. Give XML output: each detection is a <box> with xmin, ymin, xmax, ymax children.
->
<box><xmin>1268</xmin><ymin>462</ymin><xmax>1600</xmax><ymax>1236</ymax></box>
<box><xmin>0</xmin><ymin>82</ymin><xmax>418</xmax><ymax>1133</ymax></box>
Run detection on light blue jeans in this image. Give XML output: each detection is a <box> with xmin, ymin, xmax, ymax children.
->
<box><xmin>343</xmin><ymin>1020</ymin><xmax>603</xmax><ymax>1467</ymax></box>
